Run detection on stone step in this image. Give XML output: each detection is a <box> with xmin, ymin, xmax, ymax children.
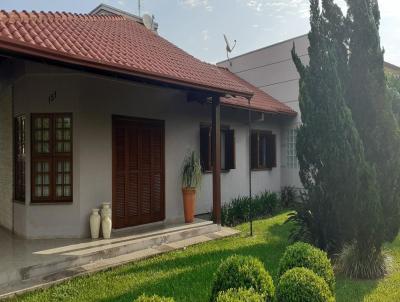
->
<box><xmin>0</xmin><ymin>227</ymin><xmax>239</xmax><ymax>300</ymax></box>
<box><xmin>1</xmin><ymin>221</ymin><xmax>220</xmax><ymax>289</ymax></box>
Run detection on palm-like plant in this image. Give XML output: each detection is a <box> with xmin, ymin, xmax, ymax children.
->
<box><xmin>181</xmin><ymin>150</ymin><xmax>202</xmax><ymax>189</ymax></box>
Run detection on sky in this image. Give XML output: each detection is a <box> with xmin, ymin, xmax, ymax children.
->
<box><xmin>1</xmin><ymin>0</ymin><xmax>399</xmax><ymax>65</ymax></box>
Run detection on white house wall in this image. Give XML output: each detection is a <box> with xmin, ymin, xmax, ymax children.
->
<box><xmin>218</xmin><ymin>35</ymin><xmax>309</xmax><ymax>189</ymax></box>
<box><xmin>12</xmin><ymin>61</ymin><xmax>284</xmax><ymax>239</ymax></box>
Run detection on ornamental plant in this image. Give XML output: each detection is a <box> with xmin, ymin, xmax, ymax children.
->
<box><xmin>277</xmin><ymin>242</ymin><xmax>335</xmax><ymax>293</ymax></box>
<box><xmin>210</xmin><ymin>255</ymin><xmax>275</xmax><ymax>302</ymax></box>
<box><xmin>276</xmin><ymin>267</ymin><xmax>335</xmax><ymax>302</ymax></box>
<box><xmin>216</xmin><ymin>288</ymin><xmax>264</xmax><ymax>302</ymax></box>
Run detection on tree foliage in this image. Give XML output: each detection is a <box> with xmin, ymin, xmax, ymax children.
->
<box><xmin>346</xmin><ymin>0</ymin><xmax>400</xmax><ymax>243</ymax></box>
<box><xmin>291</xmin><ymin>0</ymin><xmax>379</xmax><ymax>254</ymax></box>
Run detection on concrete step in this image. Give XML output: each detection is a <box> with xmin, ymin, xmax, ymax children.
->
<box><xmin>0</xmin><ymin>221</ymin><xmax>220</xmax><ymax>293</ymax></box>
<box><xmin>0</xmin><ymin>227</ymin><xmax>239</xmax><ymax>300</ymax></box>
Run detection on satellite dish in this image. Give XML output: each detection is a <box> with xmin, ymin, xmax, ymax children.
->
<box><xmin>223</xmin><ymin>34</ymin><xmax>237</xmax><ymax>66</ymax></box>
<box><xmin>142</xmin><ymin>14</ymin><xmax>154</xmax><ymax>30</ymax></box>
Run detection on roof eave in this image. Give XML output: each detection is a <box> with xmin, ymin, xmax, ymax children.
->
<box><xmin>0</xmin><ymin>37</ymin><xmax>254</xmax><ymax>99</ymax></box>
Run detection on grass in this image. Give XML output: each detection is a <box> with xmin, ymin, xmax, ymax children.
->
<box><xmin>10</xmin><ymin>212</ymin><xmax>400</xmax><ymax>302</ymax></box>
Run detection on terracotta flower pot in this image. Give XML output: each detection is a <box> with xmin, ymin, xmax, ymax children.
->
<box><xmin>182</xmin><ymin>188</ymin><xmax>196</xmax><ymax>223</ymax></box>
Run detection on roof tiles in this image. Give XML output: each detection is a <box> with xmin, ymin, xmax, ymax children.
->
<box><xmin>0</xmin><ymin>9</ymin><xmax>296</xmax><ymax>116</ymax></box>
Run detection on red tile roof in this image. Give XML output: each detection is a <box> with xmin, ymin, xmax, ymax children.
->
<box><xmin>0</xmin><ymin>10</ymin><xmax>252</xmax><ymax>96</ymax></box>
<box><xmin>219</xmin><ymin>68</ymin><xmax>297</xmax><ymax>116</ymax></box>
<box><xmin>0</xmin><ymin>9</ymin><xmax>296</xmax><ymax>116</ymax></box>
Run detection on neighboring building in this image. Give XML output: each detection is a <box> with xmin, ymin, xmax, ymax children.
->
<box><xmin>218</xmin><ymin>34</ymin><xmax>400</xmax><ymax>189</ymax></box>
<box><xmin>0</xmin><ymin>5</ymin><xmax>296</xmax><ymax>239</ymax></box>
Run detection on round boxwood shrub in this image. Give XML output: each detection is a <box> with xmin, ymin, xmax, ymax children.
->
<box><xmin>216</xmin><ymin>288</ymin><xmax>264</xmax><ymax>302</ymax></box>
<box><xmin>210</xmin><ymin>255</ymin><xmax>275</xmax><ymax>302</ymax></box>
<box><xmin>134</xmin><ymin>294</ymin><xmax>174</xmax><ymax>302</ymax></box>
<box><xmin>278</xmin><ymin>242</ymin><xmax>335</xmax><ymax>292</ymax></box>
<box><xmin>276</xmin><ymin>267</ymin><xmax>335</xmax><ymax>302</ymax></box>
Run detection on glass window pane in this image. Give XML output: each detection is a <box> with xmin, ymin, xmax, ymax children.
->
<box><xmin>42</xmin><ymin>143</ymin><xmax>50</xmax><ymax>153</ymax></box>
<box><xmin>43</xmin><ymin>162</ymin><xmax>49</xmax><ymax>172</ymax></box>
<box><xmin>56</xmin><ymin>118</ymin><xmax>63</xmax><ymax>128</ymax></box>
<box><xmin>64</xmin><ymin>130</ymin><xmax>71</xmax><ymax>140</ymax></box>
<box><xmin>35</xmin><ymin>131</ymin><xmax>42</xmax><ymax>140</ymax></box>
<box><xmin>42</xmin><ymin>118</ymin><xmax>50</xmax><ymax>129</ymax></box>
<box><xmin>64</xmin><ymin>161</ymin><xmax>71</xmax><ymax>172</ymax></box>
<box><xmin>56</xmin><ymin>186</ymin><xmax>62</xmax><ymax>197</ymax></box>
<box><xmin>56</xmin><ymin>130</ymin><xmax>63</xmax><ymax>140</ymax></box>
<box><xmin>43</xmin><ymin>130</ymin><xmax>49</xmax><ymax>141</ymax></box>
<box><xmin>43</xmin><ymin>186</ymin><xmax>49</xmax><ymax>197</ymax></box>
<box><xmin>64</xmin><ymin>186</ymin><xmax>71</xmax><ymax>197</ymax></box>
<box><xmin>36</xmin><ymin>162</ymin><xmax>42</xmax><ymax>172</ymax></box>
<box><xmin>43</xmin><ymin>174</ymin><xmax>50</xmax><ymax>185</ymax></box>
<box><xmin>64</xmin><ymin>142</ymin><xmax>71</xmax><ymax>153</ymax></box>
<box><xmin>35</xmin><ymin>186</ymin><xmax>42</xmax><ymax>197</ymax></box>
<box><xmin>64</xmin><ymin>117</ymin><xmax>71</xmax><ymax>128</ymax></box>
<box><xmin>35</xmin><ymin>118</ymin><xmax>42</xmax><ymax>128</ymax></box>
<box><xmin>35</xmin><ymin>175</ymin><xmax>42</xmax><ymax>185</ymax></box>
<box><xmin>57</xmin><ymin>174</ymin><xmax>63</xmax><ymax>185</ymax></box>
<box><xmin>64</xmin><ymin>174</ymin><xmax>70</xmax><ymax>185</ymax></box>
<box><xmin>56</xmin><ymin>142</ymin><xmax>63</xmax><ymax>152</ymax></box>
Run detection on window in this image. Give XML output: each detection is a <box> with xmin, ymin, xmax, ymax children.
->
<box><xmin>31</xmin><ymin>114</ymin><xmax>73</xmax><ymax>202</ymax></box>
<box><xmin>251</xmin><ymin>130</ymin><xmax>276</xmax><ymax>170</ymax></box>
<box><xmin>287</xmin><ymin>128</ymin><xmax>298</xmax><ymax>169</ymax></box>
<box><xmin>200</xmin><ymin>125</ymin><xmax>235</xmax><ymax>172</ymax></box>
<box><xmin>14</xmin><ymin>116</ymin><xmax>26</xmax><ymax>201</ymax></box>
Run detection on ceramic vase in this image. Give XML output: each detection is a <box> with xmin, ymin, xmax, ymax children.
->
<box><xmin>89</xmin><ymin>209</ymin><xmax>101</xmax><ymax>239</ymax></box>
<box><xmin>101</xmin><ymin>202</ymin><xmax>112</xmax><ymax>239</ymax></box>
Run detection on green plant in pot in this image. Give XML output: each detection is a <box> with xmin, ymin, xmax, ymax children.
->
<box><xmin>181</xmin><ymin>150</ymin><xmax>202</xmax><ymax>223</ymax></box>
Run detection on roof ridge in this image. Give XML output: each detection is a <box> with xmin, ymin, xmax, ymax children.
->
<box><xmin>0</xmin><ymin>9</ymin><xmax>127</xmax><ymax>22</ymax></box>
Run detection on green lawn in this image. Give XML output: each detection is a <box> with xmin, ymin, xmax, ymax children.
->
<box><xmin>11</xmin><ymin>212</ymin><xmax>400</xmax><ymax>302</ymax></box>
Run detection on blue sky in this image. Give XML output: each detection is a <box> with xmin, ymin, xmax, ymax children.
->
<box><xmin>1</xmin><ymin>0</ymin><xmax>399</xmax><ymax>65</ymax></box>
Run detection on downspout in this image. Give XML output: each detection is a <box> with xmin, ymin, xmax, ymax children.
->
<box><xmin>248</xmin><ymin>98</ymin><xmax>253</xmax><ymax>236</ymax></box>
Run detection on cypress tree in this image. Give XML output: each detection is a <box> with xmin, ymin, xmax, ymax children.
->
<box><xmin>346</xmin><ymin>0</ymin><xmax>400</xmax><ymax>243</ymax></box>
<box><xmin>291</xmin><ymin>0</ymin><xmax>379</xmax><ymax>254</ymax></box>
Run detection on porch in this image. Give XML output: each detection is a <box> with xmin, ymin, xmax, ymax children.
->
<box><xmin>0</xmin><ymin>219</ymin><xmax>239</xmax><ymax>299</ymax></box>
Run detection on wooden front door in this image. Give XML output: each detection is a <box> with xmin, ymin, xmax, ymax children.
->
<box><xmin>112</xmin><ymin>116</ymin><xmax>165</xmax><ymax>229</ymax></box>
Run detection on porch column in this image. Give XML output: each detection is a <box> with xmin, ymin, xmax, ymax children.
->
<box><xmin>212</xmin><ymin>95</ymin><xmax>221</xmax><ymax>225</ymax></box>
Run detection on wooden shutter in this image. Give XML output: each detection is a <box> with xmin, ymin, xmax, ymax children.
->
<box><xmin>266</xmin><ymin>133</ymin><xmax>277</xmax><ymax>169</ymax></box>
<box><xmin>225</xmin><ymin>129</ymin><xmax>236</xmax><ymax>170</ymax></box>
<box><xmin>251</xmin><ymin>131</ymin><xmax>259</xmax><ymax>169</ymax></box>
<box><xmin>200</xmin><ymin>126</ymin><xmax>211</xmax><ymax>171</ymax></box>
<box><xmin>113</xmin><ymin>124</ymin><xmax>126</xmax><ymax>229</ymax></box>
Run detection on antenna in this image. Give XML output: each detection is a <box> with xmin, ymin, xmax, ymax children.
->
<box><xmin>223</xmin><ymin>34</ymin><xmax>237</xmax><ymax>66</ymax></box>
<box><xmin>138</xmin><ymin>0</ymin><xmax>141</xmax><ymax>16</ymax></box>
<box><xmin>142</xmin><ymin>14</ymin><xmax>155</xmax><ymax>31</ymax></box>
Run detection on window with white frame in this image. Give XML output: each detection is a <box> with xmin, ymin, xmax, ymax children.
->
<box><xmin>287</xmin><ymin>128</ymin><xmax>298</xmax><ymax>169</ymax></box>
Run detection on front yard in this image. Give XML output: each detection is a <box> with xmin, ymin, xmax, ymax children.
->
<box><xmin>11</xmin><ymin>212</ymin><xmax>400</xmax><ymax>302</ymax></box>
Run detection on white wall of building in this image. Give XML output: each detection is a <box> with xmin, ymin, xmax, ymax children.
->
<box><xmin>11</xmin><ymin>61</ymin><xmax>285</xmax><ymax>238</ymax></box>
<box><xmin>218</xmin><ymin>35</ymin><xmax>310</xmax><ymax>189</ymax></box>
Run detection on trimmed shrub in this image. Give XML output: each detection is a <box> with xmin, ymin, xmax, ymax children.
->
<box><xmin>276</xmin><ymin>268</ymin><xmax>335</xmax><ymax>302</ymax></box>
<box><xmin>216</xmin><ymin>288</ymin><xmax>264</xmax><ymax>302</ymax></box>
<box><xmin>278</xmin><ymin>242</ymin><xmax>335</xmax><ymax>293</ymax></box>
<box><xmin>221</xmin><ymin>192</ymin><xmax>280</xmax><ymax>227</ymax></box>
<box><xmin>134</xmin><ymin>295</ymin><xmax>174</xmax><ymax>302</ymax></box>
<box><xmin>210</xmin><ymin>255</ymin><xmax>275</xmax><ymax>302</ymax></box>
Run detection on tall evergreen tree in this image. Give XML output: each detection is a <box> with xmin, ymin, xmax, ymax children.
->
<box><xmin>290</xmin><ymin>0</ymin><xmax>380</xmax><ymax>254</ymax></box>
<box><xmin>346</xmin><ymin>0</ymin><xmax>400</xmax><ymax>242</ymax></box>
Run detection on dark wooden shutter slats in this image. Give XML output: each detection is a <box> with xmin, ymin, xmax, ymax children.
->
<box><xmin>225</xmin><ymin>129</ymin><xmax>236</xmax><ymax>170</ymax></box>
<box><xmin>113</xmin><ymin>117</ymin><xmax>165</xmax><ymax>229</ymax></box>
<box><xmin>200</xmin><ymin>126</ymin><xmax>211</xmax><ymax>171</ymax></box>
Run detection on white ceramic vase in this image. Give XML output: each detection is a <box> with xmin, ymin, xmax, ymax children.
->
<box><xmin>101</xmin><ymin>202</ymin><xmax>112</xmax><ymax>239</ymax></box>
<box><xmin>89</xmin><ymin>209</ymin><xmax>101</xmax><ymax>239</ymax></box>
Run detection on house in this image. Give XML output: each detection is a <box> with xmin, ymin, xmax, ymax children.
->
<box><xmin>0</xmin><ymin>5</ymin><xmax>296</xmax><ymax>240</ymax></box>
<box><xmin>218</xmin><ymin>34</ymin><xmax>400</xmax><ymax>189</ymax></box>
